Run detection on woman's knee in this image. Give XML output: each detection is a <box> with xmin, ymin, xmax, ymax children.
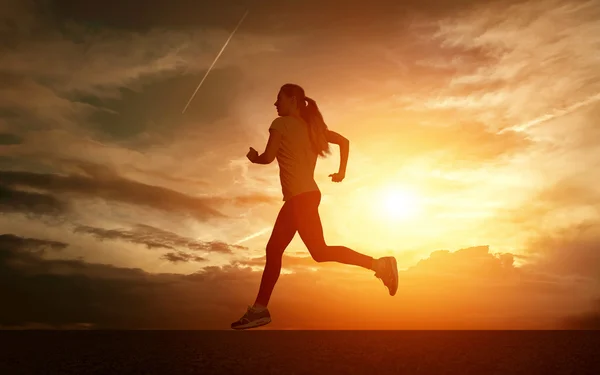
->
<box><xmin>308</xmin><ymin>244</ymin><xmax>329</xmax><ymax>263</ymax></box>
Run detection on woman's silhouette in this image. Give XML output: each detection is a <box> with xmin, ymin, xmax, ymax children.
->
<box><xmin>231</xmin><ymin>83</ymin><xmax>398</xmax><ymax>330</ymax></box>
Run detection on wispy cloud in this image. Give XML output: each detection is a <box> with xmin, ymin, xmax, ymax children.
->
<box><xmin>160</xmin><ymin>251</ymin><xmax>207</xmax><ymax>263</ymax></box>
<box><xmin>0</xmin><ymin>78</ymin><xmax>101</xmax><ymax>129</ymax></box>
<box><xmin>425</xmin><ymin>0</ymin><xmax>600</xmax><ymax>133</ymax></box>
<box><xmin>500</xmin><ymin>92</ymin><xmax>600</xmax><ymax>134</ymax></box>
<box><xmin>74</xmin><ymin>224</ymin><xmax>245</xmax><ymax>254</ymax></box>
<box><xmin>0</xmin><ymin>233</ymin><xmax>68</xmax><ymax>254</ymax></box>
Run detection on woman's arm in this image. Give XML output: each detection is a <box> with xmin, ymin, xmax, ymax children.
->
<box><xmin>247</xmin><ymin>129</ymin><xmax>283</xmax><ymax>164</ymax></box>
<box><xmin>326</xmin><ymin>130</ymin><xmax>349</xmax><ymax>181</ymax></box>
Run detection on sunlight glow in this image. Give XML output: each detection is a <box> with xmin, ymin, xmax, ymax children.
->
<box><xmin>377</xmin><ymin>186</ymin><xmax>423</xmax><ymax>221</ymax></box>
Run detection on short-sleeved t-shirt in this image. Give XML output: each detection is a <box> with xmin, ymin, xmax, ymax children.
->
<box><xmin>269</xmin><ymin>116</ymin><xmax>319</xmax><ymax>201</ymax></box>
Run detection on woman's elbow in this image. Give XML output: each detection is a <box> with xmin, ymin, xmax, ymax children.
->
<box><xmin>265</xmin><ymin>152</ymin><xmax>277</xmax><ymax>164</ymax></box>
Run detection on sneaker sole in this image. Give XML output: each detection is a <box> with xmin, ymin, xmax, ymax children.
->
<box><xmin>231</xmin><ymin>317</ymin><xmax>272</xmax><ymax>330</ymax></box>
<box><xmin>389</xmin><ymin>257</ymin><xmax>398</xmax><ymax>296</ymax></box>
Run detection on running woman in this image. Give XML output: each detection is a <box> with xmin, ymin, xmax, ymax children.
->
<box><xmin>231</xmin><ymin>83</ymin><xmax>398</xmax><ymax>330</ymax></box>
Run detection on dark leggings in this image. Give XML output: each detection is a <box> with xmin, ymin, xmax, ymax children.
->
<box><xmin>254</xmin><ymin>190</ymin><xmax>374</xmax><ymax>307</ymax></box>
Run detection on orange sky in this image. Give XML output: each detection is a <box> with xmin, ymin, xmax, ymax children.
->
<box><xmin>1</xmin><ymin>0</ymin><xmax>599</xmax><ymax>329</ymax></box>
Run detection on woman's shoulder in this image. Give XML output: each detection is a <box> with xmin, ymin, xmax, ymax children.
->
<box><xmin>271</xmin><ymin>115</ymin><xmax>289</xmax><ymax>123</ymax></box>
<box><xmin>273</xmin><ymin>115</ymin><xmax>297</xmax><ymax>122</ymax></box>
<box><xmin>270</xmin><ymin>115</ymin><xmax>298</xmax><ymax>128</ymax></box>
<box><xmin>269</xmin><ymin>116</ymin><xmax>290</xmax><ymax>133</ymax></box>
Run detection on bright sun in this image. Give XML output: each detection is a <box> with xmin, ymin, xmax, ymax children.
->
<box><xmin>378</xmin><ymin>186</ymin><xmax>423</xmax><ymax>221</ymax></box>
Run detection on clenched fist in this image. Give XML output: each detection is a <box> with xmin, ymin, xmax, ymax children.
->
<box><xmin>329</xmin><ymin>172</ymin><xmax>345</xmax><ymax>183</ymax></box>
<box><xmin>246</xmin><ymin>147</ymin><xmax>259</xmax><ymax>163</ymax></box>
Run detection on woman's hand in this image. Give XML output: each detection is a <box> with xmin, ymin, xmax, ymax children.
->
<box><xmin>246</xmin><ymin>147</ymin><xmax>259</xmax><ymax>163</ymax></box>
<box><xmin>329</xmin><ymin>172</ymin><xmax>345</xmax><ymax>183</ymax></box>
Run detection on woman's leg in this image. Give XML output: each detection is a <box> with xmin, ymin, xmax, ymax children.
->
<box><xmin>254</xmin><ymin>201</ymin><xmax>297</xmax><ymax>307</ymax></box>
<box><xmin>295</xmin><ymin>191</ymin><xmax>374</xmax><ymax>270</ymax></box>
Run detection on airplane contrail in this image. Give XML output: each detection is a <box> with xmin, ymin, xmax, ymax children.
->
<box><xmin>498</xmin><ymin>92</ymin><xmax>600</xmax><ymax>134</ymax></box>
<box><xmin>234</xmin><ymin>227</ymin><xmax>271</xmax><ymax>245</ymax></box>
<box><xmin>182</xmin><ymin>9</ymin><xmax>250</xmax><ymax>114</ymax></box>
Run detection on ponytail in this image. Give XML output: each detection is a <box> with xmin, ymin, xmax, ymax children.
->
<box><xmin>301</xmin><ymin>97</ymin><xmax>331</xmax><ymax>157</ymax></box>
<box><xmin>279</xmin><ymin>83</ymin><xmax>331</xmax><ymax>157</ymax></box>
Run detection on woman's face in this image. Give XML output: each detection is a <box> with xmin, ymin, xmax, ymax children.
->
<box><xmin>274</xmin><ymin>90</ymin><xmax>297</xmax><ymax>116</ymax></box>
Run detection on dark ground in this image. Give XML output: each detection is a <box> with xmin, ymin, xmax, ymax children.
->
<box><xmin>0</xmin><ymin>331</ymin><xmax>599</xmax><ymax>374</ymax></box>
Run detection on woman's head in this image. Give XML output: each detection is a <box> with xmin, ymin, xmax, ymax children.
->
<box><xmin>275</xmin><ymin>83</ymin><xmax>331</xmax><ymax>157</ymax></box>
<box><xmin>274</xmin><ymin>84</ymin><xmax>304</xmax><ymax>117</ymax></box>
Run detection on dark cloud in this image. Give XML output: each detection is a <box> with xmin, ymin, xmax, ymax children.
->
<box><xmin>0</xmin><ymin>1</ymin><xmax>277</xmax><ymax>151</ymax></box>
<box><xmin>74</xmin><ymin>225</ymin><xmax>175</xmax><ymax>250</ymax></box>
<box><xmin>0</xmin><ymin>233</ymin><xmax>68</xmax><ymax>254</ymax></box>
<box><xmin>0</xmin><ymin>184</ymin><xmax>67</xmax><ymax>217</ymax></box>
<box><xmin>0</xmin><ymin>236</ymin><xmax>254</xmax><ymax>329</ymax></box>
<box><xmin>234</xmin><ymin>254</ymin><xmax>316</xmax><ymax>269</ymax></box>
<box><xmin>0</xmin><ymin>237</ymin><xmax>163</xmax><ymax>328</ymax></box>
<box><xmin>495</xmin><ymin>177</ymin><xmax>600</xmax><ymax>280</ymax></box>
<box><xmin>0</xmin><ymin>159</ymin><xmax>279</xmax><ymax>224</ymax></box>
<box><xmin>0</xmin><ymin>0</ymin><xmax>38</xmax><ymax>36</ymax></box>
<box><xmin>562</xmin><ymin>300</ymin><xmax>600</xmax><ymax>330</ymax></box>
<box><xmin>0</xmin><ymin>236</ymin><xmax>593</xmax><ymax>329</ymax></box>
<box><xmin>128</xmin><ymin>165</ymin><xmax>208</xmax><ymax>186</ymax></box>
<box><xmin>74</xmin><ymin>223</ymin><xmax>245</xmax><ymax>254</ymax></box>
<box><xmin>161</xmin><ymin>251</ymin><xmax>207</xmax><ymax>263</ymax></box>
<box><xmin>0</xmin><ymin>158</ymin><xmax>279</xmax><ymax>217</ymax></box>
<box><xmin>0</xmin><ymin>168</ymin><xmax>226</xmax><ymax>221</ymax></box>
<box><xmin>82</xmin><ymin>66</ymin><xmax>246</xmax><ymax>143</ymax></box>
<box><xmin>0</xmin><ymin>133</ymin><xmax>23</xmax><ymax>145</ymax></box>
<box><xmin>0</xmin><ymin>77</ymin><xmax>97</xmax><ymax>131</ymax></box>
<box><xmin>48</xmin><ymin>0</ymin><xmax>513</xmax><ymax>34</ymax></box>
<box><xmin>524</xmin><ymin>221</ymin><xmax>600</xmax><ymax>280</ymax></box>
